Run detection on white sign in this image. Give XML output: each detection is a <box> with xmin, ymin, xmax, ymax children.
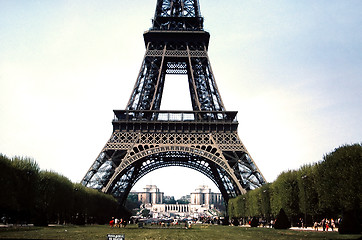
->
<box><xmin>107</xmin><ymin>234</ymin><xmax>125</xmax><ymax>240</ymax></box>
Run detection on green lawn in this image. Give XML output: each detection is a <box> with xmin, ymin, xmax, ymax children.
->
<box><xmin>0</xmin><ymin>224</ymin><xmax>361</xmax><ymax>240</ymax></box>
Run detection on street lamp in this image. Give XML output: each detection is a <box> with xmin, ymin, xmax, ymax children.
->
<box><xmin>262</xmin><ymin>189</ymin><xmax>270</xmax><ymax>223</ymax></box>
<box><xmin>242</xmin><ymin>197</ymin><xmax>246</xmax><ymax>225</ymax></box>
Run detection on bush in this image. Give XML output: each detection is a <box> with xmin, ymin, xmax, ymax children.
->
<box><xmin>338</xmin><ymin>210</ymin><xmax>361</xmax><ymax>234</ymax></box>
<box><xmin>250</xmin><ymin>217</ymin><xmax>259</xmax><ymax>227</ymax></box>
<box><xmin>231</xmin><ymin>217</ymin><xmax>239</xmax><ymax>226</ymax></box>
<box><xmin>274</xmin><ymin>208</ymin><xmax>291</xmax><ymax>229</ymax></box>
<box><xmin>0</xmin><ymin>154</ymin><xmax>119</xmax><ymax>225</ymax></box>
<box><xmin>228</xmin><ymin>143</ymin><xmax>362</xmax><ymax>227</ymax></box>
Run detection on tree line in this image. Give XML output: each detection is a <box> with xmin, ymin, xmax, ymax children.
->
<box><xmin>228</xmin><ymin>143</ymin><xmax>362</xmax><ymax>227</ymax></box>
<box><xmin>0</xmin><ymin>154</ymin><xmax>118</xmax><ymax>225</ymax></box>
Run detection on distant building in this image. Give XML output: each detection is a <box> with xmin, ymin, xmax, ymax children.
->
<box><xmin>190</xmin><ymin>185</ymin><xmax>223</xmax><ymax>205</ymax></box>
<box><xmin>149</xmin><ymin>202</ymin><xmax>214</xmax><ymax>218</ymax></box>
<box><xmin>136</xmin><ymin>185</ymin><xmax>223</xmax><ymax>218</ymax></box>
<box><xmin>137</xmin><ymin>185</ymin><xmax>164</xmax><ymax>204</ymax></box>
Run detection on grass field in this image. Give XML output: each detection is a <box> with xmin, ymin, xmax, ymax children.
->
<box><xmin>0</xmin><ymin>224</ymin><xmax>361</xmax><ymax>240</ymax></box>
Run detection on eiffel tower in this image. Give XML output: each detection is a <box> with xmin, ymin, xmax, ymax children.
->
<box><xmin>82</xmin><ymin>0</ymin><xmax>266</xmax><ymax>205</ymax></box>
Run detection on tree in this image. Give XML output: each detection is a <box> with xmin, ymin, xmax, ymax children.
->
<box><xmin>125</xmin><ymin>194</ymin><xmax>142</xmax><ymax>215</ymax></box>
<box><xmin>226</xmin><ymin>143</ymin><xmax>361</xmax><ymax>228</ymax></box>
<box><xmin>177</xmin><ymin>198</ymin><xmax>189</xmax><ymax>204</ymax></box>
<box><xmin>85</xmin><ymin>187</ymin><xmax>118</xmax><ymax>224</ymax></box>
<box><xmin>246</xmin><ymin>187</ymin><xmax>261</xmax><ymax>217</ymax></box>
<box><xmin>315</xmin><ymin>144</ymin><xmax>362</xmax><ymax>216</ymax></box>
<box><xmin>298</xmin><ymin>165</ymin><xmax>319</xmax><ymax>226</ymax></box>
<box><xmin>0</xmin><ymin>154</ymin><xmax>119</xmax><ymax>225</ymax></box>
<box><xmin>163</xmin><ymin>196</ymin><xmax>176</xmax><ymax>204</ymax></box>
<box><xmin>141</xmin><ymin>209</ymin><xmax>150</xmax><ymax>218</ymax></box>
<box><xmin>227</xmin><ymin>198</ymin><xmax>237</xmax><ymax>218</ymax></box>
<box><xmin>270</xmin><ymin>170</ymin><xmax>300</xmax><ymax>223</ymax></box>
<box><xmin>36</xmin><ymin>171</ymin><xmax>74</xmax><ymax>225</ymax></box>
<box><xmin>260</xmin><ymin>184</ymin><xmax>271</xmax><ymax>219</ymax></box>
<box><xmin>0</xmin><ymin>155</ymin><xmax>17</xmax><ymax>220</ymax></box>
<box><xmin>236</xmin><ymin>196</ymin><xmax>247</xmax><ymax>219</ymax></box>
<box><xmin>11</xmin><ymin>156</ymin><xmax>40</xmax><ymax>223</ymax></box>
<box><xmin>338</xmin><ymin>210</ymin><xmax>361</xmax><ymax>234</ymax></box>
<box><xmin>72</xmin><ymin>183</ymin><xmax>88</xmax><ymax>225</ymax></box>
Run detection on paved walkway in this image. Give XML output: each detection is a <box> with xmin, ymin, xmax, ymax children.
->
<box><xmin>290</xmin><ymin>226</ymin><xmax>338</xmax><ymax>232</ymax></box>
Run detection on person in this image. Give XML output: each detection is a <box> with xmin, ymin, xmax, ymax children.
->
<box><xmin>313</xmin><ymin>221</ymin><xmax>318</xmax><ymax>231</ymax></box>
<box><xmin>330</xmin><ymin>219</ymin><xmax>335</xmax><ymax>231</ymax></box>
<box><xmin>322</xmin><ymin>219</ymin><xmax>326</xmax><ymax>231</ymax></box>
<box><xmin>326</xmin><ymin>219</ymin><xmax>329</xmax><ymax>231</ymax></box>
<box><xmin>270</xmin><ymin>219</ymin><xmax>275</xmax><ymax>228</ymax></box>
<box><xmin>121</xmin><ymin>218</ymin><xmax>127</xmax><ymax>228</ymax></box>
<box><xmin>115</xmin><ymin>218</ymin><xmax>119</xmax><ymax>228</ymax></box>
<box><xmin>109</xmin><ymin>217</ymin><xmax>115</xmax><ymax>228</ymax></box>
<box><xmin>299</xmin><ymin>218</ymin><xmax>304</xmax><ymax>228</ymax></box>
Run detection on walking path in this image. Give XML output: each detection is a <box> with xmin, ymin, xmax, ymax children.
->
<box><xmin>290</xmin><ymin>226</ymin><xmax>338</xmax><ymax>232</ymax></box>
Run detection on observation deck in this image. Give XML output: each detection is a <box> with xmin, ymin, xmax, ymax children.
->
<box><xmin>112</xmin><ymin>110</ymin><xmax>238</xmax><ymax>133</ymax></box>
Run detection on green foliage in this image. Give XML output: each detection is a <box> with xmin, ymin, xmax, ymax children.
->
<box><xmin>10</xmin><ymin>156</ymin><xmax>40</xmax><ymax>223</ymax></box>
<box><xmin>37</xmin><ymin>171</ymin><xmax>74</xmax><ymax>225</ymax></box>
<box><xmin>177</xmin><ymin>198</ymin><xmax>190</xmax><ymax>204</ymax></box>
<box><xmin>227</xmin><ymin>198</ymin><xmax>237</xmax><ymax>218</ymax></box>
<box><xmin>246</xmin><ymin>187</ymin><xmax>261</xmax><ymax>217</ymax></box>
<box><xmin>275</xmin><ymin>171</ymin><xmax>299</xmax><ymax>218</ymax></box>
<box><xmin>164</xmin><ymin>196</ymin><xmax>176</xmax><ymax>204</ymax></box>
<box><xmin>83</xmin><ymin>185</ymin><xmax>118</xmax><ymax>224</ymax></box>
<box><xmin>260</xmin><ymin>184</ymin><xmax>271</xmax><ymax>217</ymax></box>
<box><xmin>315</xmin><ymin>144</ymin><xmax>362</xmax><ymax>214</ymax></box>
<box><xmin>141</xmin><ymin>208</ymin><xmax>151</xmax><ymax>218</ymax></box>
<box><xmin>249</xmin><ymin>217</ymin><xmax>259</xmax><ymax>227</ymax></box>
<box><xmin>0</xmin><ymin>154</ymin><xmax>118</xmax><ymax>225</ymax></box>
<box><xmin>298</xmin><ymin>165</ymin><xmax>319</xmax><ymax>220</ymax></box>
<box><xmin>228</xmin><ymin>143</ymin><xmax>362</xmax><ymax>228</ymax></box>
<box><xmin>269</xmin><ymin>170</ymin><xmax>300</xmax><ymax>223</ymax></box>
<box><xmin>125</xmin><ymin>194</ymin><xmax>142</xmax><ymax>215</ymax></box>
<box><xmin>0</xmin><ymin>155</ymin><xmax>17</xmax><ymax>216</ymax></box>
<box><xmin>338</xmin><ymin>210</ymin><xmax>361</xmax><ymax>234</ymax></box>
<box><xmin>235</xmin><ymin>195</ymin><xmax>247</xmax><ymax>217</ymax></box>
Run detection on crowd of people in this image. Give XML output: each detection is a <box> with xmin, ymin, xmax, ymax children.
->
<box><xmin>108</xmin><ymin>215</ymin><xmax>344</xmax><ymax>232</ymax></box>
<box><xmin>313</xmin><ymin>218</ymin><xmax>341</xmax><ymax>231</ymax></box>
<box><xmin>109</xmin><ymin>217</ymin><xmax>127</xmax><ymax>228</ymax></box>
<box><xmin>230</xmin><ymin>217</ymin><xmax>342</xmax><ymax>231</ymax></box>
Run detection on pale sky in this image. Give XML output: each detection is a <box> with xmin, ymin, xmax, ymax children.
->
<box><xmin>1</xmin><ymin>0</ymin><xmax>361</xmax><ymax>199</ymax></box>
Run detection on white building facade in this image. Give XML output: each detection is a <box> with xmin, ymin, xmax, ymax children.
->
<box><xmin>138</xmin><ymin>185</ymin><xmax>223</xmax><ymax>218</ymax></box>
<box><xmin>137</xmin><ymin>185</ymin><xmax>164</xmax><ymax>204</ymax></box>
<box><xmin>190</xmin><ymin>185</ymin><xmax>223</xmax><ymax>205</ymax></box>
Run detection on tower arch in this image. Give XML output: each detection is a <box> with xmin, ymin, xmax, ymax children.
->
<box><xmin>102</xmin><ymin>147</ymin><xmax>246</xmax><ymax>204</ymax></box>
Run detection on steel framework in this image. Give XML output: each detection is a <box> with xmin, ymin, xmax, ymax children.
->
<box><xmin>82</xmin><ymin>0</ymin><xmax>266</xmax><ymax>205</ymax></box>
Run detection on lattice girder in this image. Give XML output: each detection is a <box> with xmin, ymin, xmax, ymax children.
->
<box><xmin>153</xmin><ymin>0</ymin><xmax>203</xmax><ymax>31</ymax></box>
<box><xmin>127</xmin><ymin>40</ymin><xmax>224</xmax><ymax>112</ymax></box>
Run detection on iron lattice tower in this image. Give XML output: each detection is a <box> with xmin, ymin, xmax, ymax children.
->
<box><xmin>82</xmin><ymin>0</ymin><xmax>266</xmax><ymax>205</ymax></box>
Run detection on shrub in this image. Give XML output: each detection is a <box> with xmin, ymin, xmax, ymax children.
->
<box><xmin>231</xmin><ymin>217</ymin><xmax>239</xmax><ymax>226</ymax></box>
<box><xmin>338</xmin><ymin>210</ymin><xmax>361</xmax><ymax>234</ymax></box>
<box><xmin>250</xmin><ymin>217</ymin><xmax>259</xmax><ymax>227</ymax></box>
<box><xmin>274</xmin><ymin>208</ymin><xmax>291</xmax><ymax>229</ymax></box>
